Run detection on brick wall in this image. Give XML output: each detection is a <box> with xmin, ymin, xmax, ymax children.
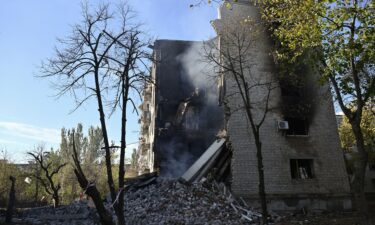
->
<box><xmin>213</xmin><ymin>2</ymin><xmax>351</xmax><ymax>203</ymax></box>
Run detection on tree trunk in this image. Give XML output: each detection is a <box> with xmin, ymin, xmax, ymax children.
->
<box><xmin>52</xmin><ymin>191</ymin><xmax>59</xmax><ymax>208</ymax></box>
<box><xmin>34</xmin><ymin>167</ymin><xmax>39</xmax><ymax>205</ymax></box>
<box><xmin>94</xmin><ymin>70</ymin><xmax>116</xmax><ymax>203</ymax></box>
<box><xmin>5</xmin><ymin>176</ymin><xmax>16</xmax><ymax>223</ymax></box>
<box><xmin>255</xmin><ymin>135</ymin><xmax>268</xmax><ymax>225</ymax></box>
<box><xmin>74</xmin><ymin>170</ymin><xmax>114</xmax><ymax>225</ymax></box>
<box><xmin>71</xmin><ymin>129</ymin><xmax>114</xmax><ymax>225</ymax></box>
<box><xmin>71</xmin><ymin>178</ymin><xmax>77</xmax><ymax>202</ymax></box>
<box><xmin>350</xmin><ymin>121</ymin><xmax>370</xmax><ymax>225</ymax></box>
<box><xmin>116</xmin><ymin>72</ymin><xmax>129</xmax><ymax>225</ymax></box>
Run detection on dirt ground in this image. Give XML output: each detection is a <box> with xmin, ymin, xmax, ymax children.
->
<box><xmin>1</xmin><ymin>207</ymin><xmax>374</xmax><ymax>225</ymax></box>
<box><xmin>275</xmin><ymin>210</ymin><xmax>374</xmax><ymax>225</ymax></box>
<box><xmin>1</xmin><ymin>212</ymin><xmax>372</xmax><ymax>225</ymax></box>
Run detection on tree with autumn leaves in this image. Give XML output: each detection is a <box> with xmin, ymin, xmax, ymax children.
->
<box><xmin>259</xmin><ymin>1</ymin><xmax>374</xmax><ymax>223</ymax></box>
<box><xmin>197</xmin><ymin>0</ymin><xmax>373</xmax><ymax>223</ymax></box>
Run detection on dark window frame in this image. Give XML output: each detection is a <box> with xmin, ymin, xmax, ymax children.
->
<box><xmin>369</xmin><ymin>162</ymin><xmax>375</xmax><ymax>171</ymax></box>
<box><xmin>290</xmin><ymin>159</ymin><xmax>315</xmax><ymax>179</ymax></box>
<box><xmin>285</xmin><ymin>117</ymin><xmax>309</xmax><ymax>136</ymax></box>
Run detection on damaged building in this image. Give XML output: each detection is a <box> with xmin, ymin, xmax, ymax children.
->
<box><xmin>137</xmin><ymin>40</ymin><xmax>224</xmax><ymax>177</ymax></box>
<box><xmin>138</xmin><ymin>1</ymin><xmax>351</xmax><ymax>212</ymax></box>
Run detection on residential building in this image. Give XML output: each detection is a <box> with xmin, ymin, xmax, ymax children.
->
<box><xmin>211</xmin><ymin>0</ymin><xmax>351</xmax><ymax>211</ymax></box>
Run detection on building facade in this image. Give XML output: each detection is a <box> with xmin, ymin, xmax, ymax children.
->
<box><xmin>138</xmin><ymin>1</ymin><xmax>353</xmax><ymax>211</ymax></box>
<box><xmin>212</xmin><ymin>1</ymin><xmax>351</xmax><ymax>211</ymax></box>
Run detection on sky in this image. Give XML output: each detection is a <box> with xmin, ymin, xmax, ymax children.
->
<box><xmin>0</xmin><ymin>0</ymin><xmax>219</xmax><ymax>162</ymax></box>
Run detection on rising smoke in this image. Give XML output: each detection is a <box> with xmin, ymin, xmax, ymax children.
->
<box><xmin>178</xmin><ymin>40</ymin><xmax>219</xmax><ymax>105</ymax></box>
<box><xmin>159</xmin><ymin>40</ymin><xmax>223</xmax><ymax>178</ymax></box>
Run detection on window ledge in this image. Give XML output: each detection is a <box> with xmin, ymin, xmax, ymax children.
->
<box><xmin>286</xmin><ymin>134</ymin><xmax>309</xmax><ymax>138</ymax></box>
<box><xmin>291</xmin><ymin>178</ymin><xmax>317</xmax><ymax>183</ymax></box>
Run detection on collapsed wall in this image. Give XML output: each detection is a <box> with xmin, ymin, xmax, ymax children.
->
<box><xmin>137</xmin><ymin>40</ymin><xmax>224</xmax><ymax>177</ymax></box>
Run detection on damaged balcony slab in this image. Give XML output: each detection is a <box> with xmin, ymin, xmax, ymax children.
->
<box><xmin>181</xmin><ymin>138</ymin><xmax>226</xmax><ymax>183</ymax></box>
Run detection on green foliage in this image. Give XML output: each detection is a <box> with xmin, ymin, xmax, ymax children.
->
<box><xmin>0</xmin><ymin>154</ymin><xmax>19</xmax><ymax>206</ymax></box>
<box><xmin>261</xmin><ymin>0</ymin><xmax>374</xmax><ymax>108</ymax></box>
<box><xmin>261</xmin><ymin>0</ymin><xmax>324</xmax><ymax>62</ymax></box>
<box><xmin>58</xmin><ymin>124</ymin><xmax>108</xmax><ymax>204</ymax></box>
<box><xmin>339</xmin><ymin>108</ymin><xmax>375</xmax><ymax>153</ymax></box>
<box><xmin>0</xmin><ymin>150</ymin><xmax>48</xmax><ymax>207</ymax></box>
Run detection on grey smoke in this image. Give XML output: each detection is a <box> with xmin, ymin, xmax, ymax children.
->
<box><xmin>158</xmin><ymin>40</ymin><xmax>223</xmax><ymax>178</ymax></box>
<box><xmin>179</xmin><ymin>40</ymin><xmax>219</xmax><ymax>105</ymax></box>
<box><xmin>159</xmin><ymin>137</ymin><xmax>196</xmax><ymax>178</ymax></box>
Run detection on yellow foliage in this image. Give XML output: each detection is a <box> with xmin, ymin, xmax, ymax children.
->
<box><xmin>338</xmin><ymin>109</ymin><xmax>375</xmax><ymax>153</ymax></box>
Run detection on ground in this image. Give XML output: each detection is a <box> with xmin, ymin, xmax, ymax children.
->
<box><xmin>0</xmin><ymin>209</ymin><xmax>373</xmax><ymax>224</ymax></box>
<box><xmin>275</xmin><ymin>211</ymin><xmax>365</xmax><ymax>225</ymax></box>
<box><xmin>1</xmin><ymin>179</ymin><xmax>374</xmax><ymax>225</ymax></box>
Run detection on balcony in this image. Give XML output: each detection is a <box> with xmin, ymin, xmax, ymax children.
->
<box><xmin>144</xmin><ymin>92</ymin><xmax>152</xmax><ymax>102</ymax></box>
<box><xmin>141</xmin><ymin>127</ymin><xmax>148</xmax><ymax>135</ymax></box>
<box><xmin>141</xmin><ymin>143</ymin><xmax>151</xmax><ymax>154</ymax></box>
<box><xmin>141</xmin><ymin>112</ymin><xmax>151</xmax><ymax>122</ymax></box>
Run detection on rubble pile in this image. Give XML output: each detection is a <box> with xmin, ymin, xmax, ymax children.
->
<box><xmin>14</xmin><ymin>175</ymin><xmax>278</xmax><ymax>224</ymax></box>
<box><xmin>19</xmin><ymin>201</ymin><xmax>99</xmax><ymax>225</ymax></box>
<box><xmin>124</xmin><ymin>178</ymin><xmax>262</xmax><ymax>224</ymax></box>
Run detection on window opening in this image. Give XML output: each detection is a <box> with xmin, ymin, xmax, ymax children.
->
<box><xmin>290</xmin><ymin>159</ymin><xmax>314</xmax><ymax>179</ymax></box>
<box><xmin>369</xmin><ymin>162</ymin><xmax>375</xmax><ymax>171</ymax></box>
<box><xmin>286</xmin><ymin>118</ymin><xmax>308</xmax><ymax>135</ymax></box>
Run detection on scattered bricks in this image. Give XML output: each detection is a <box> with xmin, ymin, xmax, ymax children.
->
<box><xmin>17</xmin><ymin>177</ymin><xmax>281</xmax><ymax>224</ymax></box>
<box><xmin>123</xmin><ymin>178</ymin><xmax>267</xmax><ymax>225</ymax></box>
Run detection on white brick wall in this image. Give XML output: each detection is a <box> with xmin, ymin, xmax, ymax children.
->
<box><xmin>213</xmin><ymin>2</ymin><xmax>350</xmax><ymax>200</ymax></box>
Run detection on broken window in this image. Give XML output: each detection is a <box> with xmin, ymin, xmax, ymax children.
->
<box><xmin>369</xmin><ymin>162</ymin><xmax>375</xmax><ymax>171</ymax></box>
<box><xmin>286</xmin><ymin>117</ymin><xmax>309</xmax><ymax>136</ymax></box>
<box><xmin>290</xmin><ymin>159</ymin><xmax>314</xmax><ymax>179</ymax></box>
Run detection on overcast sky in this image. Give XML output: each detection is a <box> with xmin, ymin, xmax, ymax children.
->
<box><xmin>0</xmin><ymin>0</ymin><xmax>219</xmax><ymax>162</ymax></box>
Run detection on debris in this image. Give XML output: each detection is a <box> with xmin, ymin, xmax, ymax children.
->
<box><xmin>25</xmin><ymin>177</ymin><xmax>32</xmax><ymax>184</ymax></box>
<box><xmin>181</xmin><ymin>138</ymin><xmax>226</xmax><ymax>182</ymax></box>
<box><xmin>16</xmin><ymin>173</ymin><xmax>279</xmax><ymax>224</ymax></box>
<box><xmin>19</xmin><ymin>200</ymin><xmax>99</xmax><ymax>225</ymax></box>
<box><xmin>124</xmin><ymin>177</ymin><xmax>260</xmax><ymax>224</ymax></box>
<box><xmin>125</xmin><ymin>171</ymin><xmax>158</xmax><ymax>191</ymax></box>
<box><xmin>242</xmin><ymin>214</ymin><xmax>253</xmax><ymax>222</ymax></box>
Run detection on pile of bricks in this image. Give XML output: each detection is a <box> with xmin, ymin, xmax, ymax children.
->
<box><xmin>124</xmin><ymin>178</ymin><xmax>262</xmax><ymax>224</ymax></box>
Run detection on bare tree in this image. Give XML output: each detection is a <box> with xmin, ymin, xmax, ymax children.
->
<box><xmin>70</xmin><ymin>130</ymin><xmax>113</xmax><ymax>225</ymax></box>
<box><xmin>40</xmin><ymin>2</ymin><xmax>150</xmax><ymax>225</ymax></box>
<box><xmin>208</xmin><ymin>20</ymin><xmax>278</xmax><ymax>224</ymax></box>
<box><xmin>27</xmin><ymin>146</ymin><xmax>66</xmax><ymax>208</ymax></box>
<box><xmin>103</xmin><ymin>18</ymin><xmax>151</xmax><ymax>225</ymax></box>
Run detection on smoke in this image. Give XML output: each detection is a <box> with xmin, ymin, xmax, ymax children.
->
<box><xmin>158</xmin><ymin>136</ymin><xmax>196</xmax><ymax>178</ymax></box>
<box><xmin>157</xmin><ymin>40</ymin><xmax>223</xmax><ymax>178</ymax></box>
<box><xmin>178</xmin><ymin>40</ymin><xmax>219</xmax><ymax>105</ymax></box>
